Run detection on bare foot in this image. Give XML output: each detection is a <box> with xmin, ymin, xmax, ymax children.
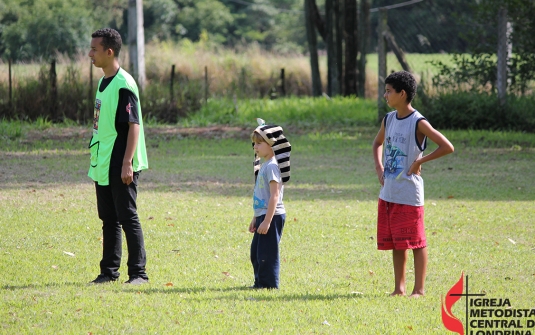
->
<box><xmin>409</xmin><ymin>290</ymin><xmax>425</xmax><ymax>298</ymax></box>
<box><xmin>390</xmin><ymin>290</ymin><xmax>406</xmax><ymax>296</ymax></box>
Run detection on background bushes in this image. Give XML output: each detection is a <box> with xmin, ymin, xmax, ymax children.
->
<box><xmin>418</xmin><ymin>92</ymin><xmax>535</xmax><ymax>133</ymax></box>
<box><xmin>2</xmin><ymin>69</ymin><xmax>534</xmax><ymax>133</ymax></box>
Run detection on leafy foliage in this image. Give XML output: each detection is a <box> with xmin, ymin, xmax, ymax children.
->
<box><xmin>0</xmin><ymin>0</ymin><xmax>93</xmax><ymax>61</ymax></box>
<box><xmin>0</xmin><ymin>0</ymin><xmax>306</xmax><ymax>60</ymax></box>
<box><xmin>430</xmin><ymin>0</ymin><xmax>535</xmax><ymax>94</ymax></box>
<box><xmin>418</xmin><ymin>91</ymin><xmax>535</xmax><ymax>133</ymax></box>
<box><xmin>175</xmin><ymin>0</ymin><xmax>235</xmax><ymax>44</ymax></box>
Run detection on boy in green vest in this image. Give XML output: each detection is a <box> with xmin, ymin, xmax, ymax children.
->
<box><xmin>88</xmin><ymin>28</ymin><xmax>149</xmax><ymax>285</ymax></box>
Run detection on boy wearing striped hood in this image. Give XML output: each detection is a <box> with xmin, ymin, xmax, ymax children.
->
<box><xmin>248</xmin><ymin>119</ymin><xmax>291</xmax><ymax>289</ymax></box>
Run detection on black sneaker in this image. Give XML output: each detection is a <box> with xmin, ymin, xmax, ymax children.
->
<box><xmin>90</xmin><ymin>274</ymin><xmax>117</xmax><ymax>284</ymax></box>
<box><xmin>124</xmin><ymin>277</ymin><xmax>148</xmax><ymax>285</ymax></box>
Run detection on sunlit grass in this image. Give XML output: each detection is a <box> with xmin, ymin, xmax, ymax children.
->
<box><xmin>1</xmin><ymin>114</ymin><xmax>535</xmax><ymax>334</ymax></box>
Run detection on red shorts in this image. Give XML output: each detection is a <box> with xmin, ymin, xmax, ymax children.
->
<box><xmin>377</xmin><ymin>199</ymin><xmax>426</xmax><ymax>250</ymax></box>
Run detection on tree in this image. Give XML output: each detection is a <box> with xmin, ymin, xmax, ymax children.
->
<box><xmin>431</xmin><ymin>0</ymin><xmax>535</xmax><ymax>95</ymax></box>
<box><xmin>0</xmin><ymin>0</ymin><xmax>93</xmax><ymax>61</ymax></box>
<box><xmin>344</xmin><ymin>0</ymin><xmax>357</xmax><ymax>96</ymax></box>
<box><xmin>221</xmin><ymin>0</ymin><xmax>304</xmax><ymax>51</ymax></box>
<box><xmin>325</xmin><ymin>0</ymin><xmax>339</xmax><ymax>96</ymax></box>
<box><xmin>175</xmin><ymin>0</ymin><xmax>234</xmax><ymax>44</ymax></box>
<box><xmin>143</xmin><ymin>0</ymin><xmax>179</xmax><ymax>42</ymax></box>
<box><xmin>304</xmin><ymin>0</ymin><xmax>322</xmax><ymax>96</ymax></box>
<box><xmin>309</xmin><ymin>0</ymin><xmax>358</xmax><ymax>98</ymax></box>
<box><xmin>91</xmin><ymin>0</ymin><xmax>127</xmax><ymax>31</ymax></box>
<box><xmin>357</xmin><ymin>0</ymin><xmax>370</xmax><ymax>98</ymax></box>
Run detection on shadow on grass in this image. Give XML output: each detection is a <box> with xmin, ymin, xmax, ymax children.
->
<box><xmin>1</xmin><ymin>148</ymin><xmax>533</xmax><ymax>201</ymax></box>
<box><xmin>122</xmin><ymin>285</ymin><xmax>384</xmax><ymax>301</ymax></box>
<box><xmin>1</xmin><ymin>282</ymin><xmax>386</xmax><ymax>300</ymax></box>
<box><xmin>2</xmin><ymin>282</ymin><xmax>89</xmax><ymax>290</ymax></box>
<box><xmin>1</xmin><ymin>175</ymin><xmax>533</xmax><ymax>201</ymax></box>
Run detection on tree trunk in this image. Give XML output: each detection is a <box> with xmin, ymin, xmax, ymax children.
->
<box><xmin>377</xmin><ymin>8</ymin><xmax>388</xmax><ymax>122</ymax></box>
<box><xmin>305</xmin><ymin>0</ymin><xmax>322</xmax><ymax>96</ymax></box>
<box><xmin>344</xmin><ymin>0</ymin><xmax>357</xmax><ymax>96</ymax></box>
<box><xmin>335</xmin><ymin>0</ymin><xmax>344</xmax><ymax>95</ymax></box>
<box><xmin>128</xmin><ymin>0</ymin><xmax>146</xmax><ymax>91</ymax></box>
<box><xmin>326</xmin><ymin>0</ymin><xmax>339</xmax><ymax>96</ymax></box>
<box><xmin>357</xmin><ymin>0</ymin><xmax>370</xmax><ymax>98</ymax></box>
<box><xmin>384</xmin><ymin>30</ymin><xmax>412</xmax><ymax>73</ymax></box>
<box><xmin>311</xmin><ymin>0</ymin><xmax>326</xmax><ymax>41</ymax></box>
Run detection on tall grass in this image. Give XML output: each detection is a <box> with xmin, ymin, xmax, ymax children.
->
<box><xmin>0</xmin><ymin>42</ymin><xmax>461</xmax><ymax>123</ymax></box>
<box><xmin>181</xmin><ymin>96</ymin><xmax>377</xmax><ymax>128</ymax></box>
<box><xmin>1</xmin><ymin>43</ymin><xmax>534</xmax><ymax>131</ymax></box>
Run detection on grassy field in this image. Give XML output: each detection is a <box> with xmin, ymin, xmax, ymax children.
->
<box><xmin>1</xmin><ymin>112</ymin><xmax>535</xmax><ymax>334</ymax></box>
<box><xmin>0</xmin><ymin>45</ymin><xmax>455</xmax><ymax>100</ymax></box>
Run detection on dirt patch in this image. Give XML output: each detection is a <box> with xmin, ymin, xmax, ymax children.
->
<box><xmin>145</xmin><ymin>125</ymin><xmax>251</xmax><ymax>140</ymax></box>
<box><xmin>24</xmin><ymin>127</ymin><xmax>89</xmax><ymax>142</ymax></box>
<box><xmin>23</xmin><ymin>125</ymin><xmax>252</xmax><ymax>142</ymax></box>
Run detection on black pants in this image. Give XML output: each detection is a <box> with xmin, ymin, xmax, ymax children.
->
<box><xmin>250</xmin><ymin>214</ymin><xmax>285</xmax><ymax>289</ymax></box>
<box><xmin>95</xmin><ymin>173</ymin><xmax>148</xmax><ymax>280</ymax></box>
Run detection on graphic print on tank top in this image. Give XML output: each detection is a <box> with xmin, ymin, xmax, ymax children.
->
<box><xmin>384</xmin><ymin>136</ymin><xmax>407</xmax><ymax>179</ymax></box>
<box><xmin>93</xmin><ymin>99</ymin><xmax>101</xmax><ymax>134</ymax></box>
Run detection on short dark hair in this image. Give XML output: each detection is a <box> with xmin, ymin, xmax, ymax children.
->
<box><xmin>385</xmin><ymin>71</ymin><xmax>417</xmax><ymax>103</ymax></box>
<box><xmin>91</xmin><ymin>28</ymin><xmax>122</xmax><ymax>58</ymax></box>
<box><xmin>251</xmin><ymin>131</ymin><xmax>267</xmax><ymax>144</ymax></box>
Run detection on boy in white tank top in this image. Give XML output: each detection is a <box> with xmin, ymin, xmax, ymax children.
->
<box><xmin>372</xmin><ymin>71</ymin><xmax>454</xmax><ymax>297</ymax></box>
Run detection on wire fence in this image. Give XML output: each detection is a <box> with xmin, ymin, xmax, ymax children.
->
<box><xmin>369</xmin><ymin>0</ymin><xmax>469</xmax><ymax>83</ymax></box>
<box><xmin>0</xmin><ymin>0</ymin><xmax>533</xmax><ymax>122</ymax></box>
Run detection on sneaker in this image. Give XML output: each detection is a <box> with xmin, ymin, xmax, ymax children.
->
<box><xmin>90</xmin><ymin>274</ymin><xmax>117</xmax><ymax>284</ymax></box>
<box><xmin>124</xmin><ymin>277</ymin><xmax>148</xmax><ymax>285</ymax></box>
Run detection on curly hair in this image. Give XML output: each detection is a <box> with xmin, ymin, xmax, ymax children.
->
<box><xmin>91</xmin><ymin>28</ymin><xmax>122</xmax><ymax>58</ymax></box>
<box><xmin>385</xmin><ymin>71</ymin><xmax>417</xmax><ymax>103</ymax></box>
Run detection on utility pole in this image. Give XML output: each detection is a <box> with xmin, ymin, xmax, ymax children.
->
<box><xmin>128</xmin><ymin>0</ymin><xmax>146</xmax><ymax>91</ymax></box>
<box><xmin>497</xmin><ymin>6</ymin><xmax>511</xmax><ymax>107</ymax></box>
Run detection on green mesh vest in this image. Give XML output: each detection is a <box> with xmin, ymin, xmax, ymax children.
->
<box><xmin>88</xmin><ymin>68</ymin><xmax>148</xmax><ymax>186</ymax></box>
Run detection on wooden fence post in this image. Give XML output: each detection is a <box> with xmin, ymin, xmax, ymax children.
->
<box><xmin>50</xmin><ymin>59</ymin><xmax>58</xmax><ymax>121</ymax></box>
<box><xmin>280</xmin><ymin>68</ymin><xmax>286</xmax><ymax>97</ymax></box>
<box><xmin>8</xmin><ymin>58</ymin><xmax>12</xmax><ymax>110</ymax></box>
<box><xmin>170</xmin><ymin>64</ymin><xmax>175</xmax><ymax>105</ymax></box>
<box><xmin>204</xmin><ymin>66</ymin><xmax>208</xmax><ymax>104</ymax></box>
<box><xmin>240</xmin><ymin>67</ymin><xmax>247</xmax><ymax>98</ymax></box>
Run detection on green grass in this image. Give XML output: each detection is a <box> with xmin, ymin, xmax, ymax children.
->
<box><xmin>1</xmin><ymin>113</ymin><xmax>535</xmax><ymax>334</ymax></box>
<box><xmin>365</xmin><ymin>53</ymin><xmax>456</xmax><ymax>77</ymax></box>
<box><xmin>181</xmin><ymin>96</ymin><xmax>377</xmax><ymax>128</ymax></box>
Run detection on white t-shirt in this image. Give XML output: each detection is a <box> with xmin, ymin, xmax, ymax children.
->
<box><xmin>253</xmin><ymin>157</ymin><xmax>285</xmax><ymax>217</ymax></box>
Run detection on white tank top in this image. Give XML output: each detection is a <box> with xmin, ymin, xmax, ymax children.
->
<box><xmin>379</xmin><ymin>110</ymin><xmax>427</xmax><ymax>206</ymax></box>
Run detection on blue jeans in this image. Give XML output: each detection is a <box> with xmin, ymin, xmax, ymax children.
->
<box><xmin>250</xmin><ymin>214</ymin><xmax>285</xmax><ymax>289</ymax></box>
<box><xmin>95</xmin><ymin>173</ymin><xmax>148</xmax><ymax>280</ymax></box>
